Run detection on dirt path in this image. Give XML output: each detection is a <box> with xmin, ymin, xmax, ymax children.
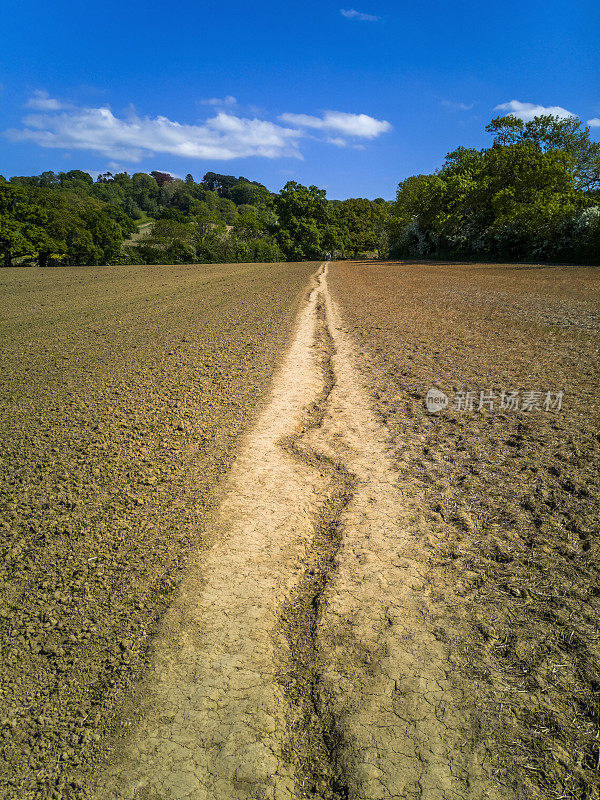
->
<box><xmin>123</xmin><ymin>220</ymin><xmax>153</xmax><ymax>247</ymax></box>
<box><xmin>102</xmin><ymin>265</ymin><xmax>504</xmax><ymax>799</ymax></box>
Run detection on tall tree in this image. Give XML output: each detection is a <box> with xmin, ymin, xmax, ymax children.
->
<box><xmin>276</xmin><ymin>182</ymin><xmax>339</xmax><ymax>260</ymax></box>
<box><xmin>486</xmin><ymin>114</ymin><xmax>600</xmax><ymax>191</ymax></box>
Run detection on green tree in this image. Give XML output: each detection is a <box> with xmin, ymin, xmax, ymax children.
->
<box><xmin>0</xmin><ymin>214</ymin><xmax>32</xmax><ymax>267</ymax></box>
<box><xmin>389</xmin><ymin>118</ymin><xmax>596</xmax><ymax>262</ymax></box>
<box><xmin>486</xmin><ymin>114</ymin><xmax>600</xmax><ymax>191</ymax></box>
<box><xmin>132</xmin><ymin>173</ymin><xmax>160</xmax><ymax>214</ymax></box>
<box><xmin>276</xmin><ymin>182</ymin><xmax>338</xmax><ymax>260</ymax></box>
<box><xmin>229</xmin><ymin>182</ymin><xmax>272</xmax><ymax>208</ymax></box>
<box><xmin>335</xmin><ymin>198</ymin><xmax>390</xmax><ymax>256</ymax></box>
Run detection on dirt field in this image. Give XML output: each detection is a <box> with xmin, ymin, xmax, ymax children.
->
<box><xmin>100</xmin><ymin>264</ymin><xmax>498</xmax><ymax>800</ymax></box>
<box><xmin>1</xmin><ymin>259</ymin><xmax>599</xmax><ymax>800</ymax></box>
<box><xmin>328</xmin><ymin>260</ymin><xmax>600</xmax><ymax>799</ymax></box>
<box><xmin>0</xmin><ymin>261</ymin><xmax>317</xmax><ymax>798</ymax></box>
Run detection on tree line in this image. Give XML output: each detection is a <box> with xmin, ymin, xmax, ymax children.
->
<box><xmin>0</xmin><ymin>169</ymin><xmax>390</xmax><ymax>267</ymax></box>
<box><xmin>390</xmin><ymin>114</ymin><xmax>600</xmax><ymax>263</ymax></box>
<box><xmin>1</xmin><ymin>113</ymin><xmax>598</xmax><ymax>267</ymax></box>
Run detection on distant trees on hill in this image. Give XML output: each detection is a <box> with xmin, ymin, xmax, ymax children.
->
<box><xmin>0</xmin><ymin>170</ymin><xmax>392</xmax><ymax>266</ymax></box>
<box><xmin>0</xmin><ymin>181</ymin><xmax>136</xmax><ymax>268</ymax></box>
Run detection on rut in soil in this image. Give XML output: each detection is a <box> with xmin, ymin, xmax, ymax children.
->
<box><xmin>276</xmin><ymin>293</ymin><xmax>356</xmax><ymax>800</ymax></box>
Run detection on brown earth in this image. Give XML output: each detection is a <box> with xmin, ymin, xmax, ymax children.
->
<box><xmin>2</xmin><ymin>259</ymin><xmax>600</xmax><ymax>800</ymax></box>
<box><xmin>0</xmin><ymin>261</ymin><xmax>317</xmax><ymax>799</ymax></box>
<box><xmin>100</xmin><ymin>265</ymin><xmax>507</xmax><ymax>800</ymax></box>
<box><xmin>328</xmin><ymin>260</ymin><xmax>600</xmax><ymax>800</ymax></box>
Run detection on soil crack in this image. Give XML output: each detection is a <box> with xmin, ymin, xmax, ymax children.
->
<box><xmin>276</xmin><ymin>270</ymin><xmax>356</xmax><ymax>800</ymax></box>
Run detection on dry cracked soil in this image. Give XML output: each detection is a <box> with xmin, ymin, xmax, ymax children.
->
<box><xmin>1</xmin><ymin>260</ymin><xmax>599</xmax><ymax>800</ymax></box>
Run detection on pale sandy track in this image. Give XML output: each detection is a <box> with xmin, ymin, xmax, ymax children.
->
<box><xmin>101</xmin><ymin>265</ymin><xmax>505</xmax><ymax>799</ymax></box>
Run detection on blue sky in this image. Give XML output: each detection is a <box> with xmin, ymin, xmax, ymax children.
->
<box><xmin>1</xmin><ymin>0</ymin><xmax>599</xmax><ymax>199</ymax></box>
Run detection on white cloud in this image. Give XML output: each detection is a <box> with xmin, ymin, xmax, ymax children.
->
<box><xmin>279</xmin><ymin>110</ymin><xmax>391</xmax><ymax>139</ymax></box>
<box><xmin>494</xmin><ymin>100</ymin><xmax>576</xmax><ymax>122</ymax></box>
<box><xmin>200</xmin><ymin>95</ymin><xmax>237</xmax><ymax>106</ymax></box>
<box><xmin>441</xmin><ymin>100</ymin><xmax>474</xmax><ymax>111</ymax></box>
<box><xmin>5</xmin><ymin>93</ymin><xmax>391</xmax><ymax>162</ymax></box>
<box><xmin>6</xmin><ymin>99</ymin><xmax>304</xmax><ymax>162</ymax></box>
<box><xmin>24</xmin><ymin>90</ymin><xmax>67</xmax><ymax>111</ymax></box>
<box><xmin>340</xmin><ymin>8</ymin><xmax>380</xmax><ymax>21</ymax></box>
<box><xmin>588</xmin><ymin>118</ymin><xmax>600</xmax><ymax>128</ymax></box>
<box><xmin>327</xmin><ymin>137</ymin><xmax>366</xmax><ymax>151</ymax></box>
<box><xmin>327</xmin><ymin>137</ymin><xmax>349</xmax><ymax>147</ymax></box>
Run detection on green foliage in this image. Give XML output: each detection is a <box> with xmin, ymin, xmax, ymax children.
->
<box><xmin>335</xmin><ymin>197</ymin><xmax>391</xmax><ymax>256</ymax></box>
<box><xmin>229</xmin><ymin>181</ymin><xmax>272</xmax><ymax>208</ymax></box>
<box><xmin>0</xmin><ymin>184</ymin><xmax>134</xmax><ymax>267</ymax></box>
<box><xmin>275</xmin><ymin>182</ymin><xmax>339</xmax><ymax>260</ymax></box>
<box><xmin>486</xmin><ymin>114</ymin><xmax>600</xmax><ymax>191</ymax></box>
<box><xmin>390</xmin><ymin>114</ymin><xmax>600</xmax><ymax>263</ymax></box>
<box><xmin>138</xmin><ymin>218</ymin><xmax>196</xmax><ymax>264</ymax></box>
<box><xmin>2</xmin><ymin>166</ymin><xmax>390</xmax><ymax>267</ymax></box>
